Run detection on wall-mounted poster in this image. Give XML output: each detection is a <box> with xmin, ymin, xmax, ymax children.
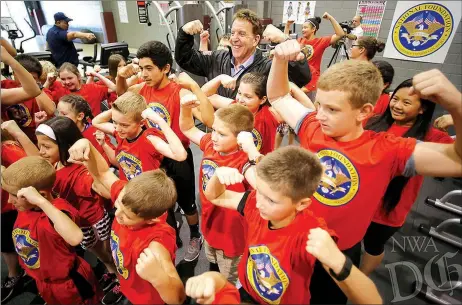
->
<box><xmin>283</xmin><ymin>1</ymin><xmax>316</xmax><ymax>25</ymax></box>
<box><xmin>356</xmin><ymin>1</ymin><xmax>387</xmax><ymax>37</ymax></box>
<box><xmin>383</xmin><ymin>1</ymin><xmax>461</xmax><ymax>63</ymax></box>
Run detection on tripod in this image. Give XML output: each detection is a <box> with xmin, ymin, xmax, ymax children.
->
<box><xmin>328</xmin><ymin>39</ymin><xmax>349</xmax><ymax>68</ymax></box>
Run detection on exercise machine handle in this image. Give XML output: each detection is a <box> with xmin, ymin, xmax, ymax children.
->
<box><xmin>425</xmin><ymin>197</ymin><xmax>437</xmax><ymax>208</ymax></box>
<box><xmin>18</xmin><ymin>18</ymin><xmax>37</xmax><ymax>53</ymax></box>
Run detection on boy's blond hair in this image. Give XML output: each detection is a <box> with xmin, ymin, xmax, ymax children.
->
<box><xmin>122</xmin><ymin>170</ymin><xmax>177</xmax><ymax>219</ymax></box>
<box><xmin>215</xmin><ymin>104</ymin><xmax>254</xmax><ymax>135</ymax></box>
<box><xmin>1</xmin><ymin>157</ymin><xmax>56</xmax><ymax>193</ymax></box>
<box><xmin>317</xmin><ymin>60</ymin><xmax>383</xmax><ymax>108</ymax></box>
<box><xmin>112</xmin><ymin>92</ymin><xmax>147</xmax><ymax>122</ymax></box>
<box><xmin>39</xmin><ymin>60</ymin><xmax>57</xmax><ymax>83</ymax></box>
<box><xmin>256</xmin><ymin>146</ymin><xmax>323</xmax><ymax>202</ymax></box>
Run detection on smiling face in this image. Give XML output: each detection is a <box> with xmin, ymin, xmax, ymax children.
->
<box><xmin>236</xmin><ymin>82</ymin><xmax>266</xmax><ymax>114</ymax></box>
<box><xmin>302</xmin><ymin>22</ymin><xmax>316</xmax><ymax>39</ymax></box>
<box><xmin>389</xmin><ymin>87</ymin><xmax>423</xmax><ymax>125</ymax></box>
<box><xmin>111</xmin><ymin>109</ymin><xmax>143</xmax><ymax>140</ymax></box>
<box><xmin>230</xmin><ymin>18</ymin><xmax>260</xmax><ymax>64</ymax></box>
<box><xmin>59</xmin><ymin>70</ymin><xmax>81</xmax><ymax>91</ymax></box>
<box><xmin>37</xmin><ymin>135</ymin><xmax>60</xmax><ymax>166</ymax></box>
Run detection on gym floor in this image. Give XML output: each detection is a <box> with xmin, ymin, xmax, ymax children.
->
<box><xmin>2</xmin><ymin>42</ymin><xmax>461</xmax><ymax>304</ymax></box>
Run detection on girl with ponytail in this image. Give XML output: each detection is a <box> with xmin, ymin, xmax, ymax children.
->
<box><xmin>350</xmin><ymin>36</ymin><xmax>385</xmax><ymax>61</ymax></box>
<box><xmin>361</xmin><ymin>79</ymin><xmax>454</xmax><ymax>275</ymax></box>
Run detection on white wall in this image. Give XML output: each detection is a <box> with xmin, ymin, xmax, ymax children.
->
<box><xmin>40</xmin><ymin>1</ymin><xmax>103</xmax><ymax>29</ymax></box>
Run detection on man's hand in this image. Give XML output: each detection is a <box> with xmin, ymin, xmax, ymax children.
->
<box><xmin>200</xmin><ymin>30</ymin><xmax>210</xmax><ymax>42</ymax></box>
<box><xmin>273</xmin><ymin>39</ymin><xmax>305</xmax><ymax>61</ymax></box>
<box><xmin>175</xmin><ymin>72</ymin><xmax>198</xmax><ymax>90</ymax></box>
<box><xmin>214</xmin><ymin>167</ymin><xmax>244</xmax><ymax>186</ymax></box>
<box><xmin>180</xmin><ymin>93</ymin><xmax>200</xmax><ymax>109</ymax></box>
<box><xmin>17</xmin><ymin>187</ymin><xmax>47</xmax><ymax>207</ymax></box>
<box><xmin>68</xmin><ymin>138</ymin><xmax>91</xmax><ymax>163</ymax></box>
<box><xmin>118</xmin><ymin>64</ymin><xmax>140</xmax><ymax>79</ymax></box>
<box><xmin>183</xmin><ymin>20</ymin><xmax>203</xmax><ymax>35</ymax></box>
<box><xmin>263</xmin><ymin>24</ymin><xmax>287</xmax><ymax>44</ymax></box>
<box><xmin>34</xmin><ymin>111</ymin><xmax>48</xmax><ymax>126</ymax></box>
<box><xmin>409</xmin><ymin>69</ymin><xmax>462</xmax><ymax>111</ymax></box>
<box><xmin>219</xmin><ymin>75</ymin><xmax>237</xmax><ymax>90</ymax></box>
<box><xmin>1</xmin><ymin>120</ymin><xmax>22</xmax><ymax>137</ymax></box>
<box><xmin>93</xmin><ymin>130</ymin><xmax>106</xmax><ymax>146</ymax></box>
<box><xmin>84</xmin><ymin>33</ymin><xmax>96</xmax><ymax>41</ymax></box>
<box><xmin>306</xmin><ymin>228</ymin><xmax>345</xmax><ymax>274</ymax></box>
<box><xmin>434</xmin><ymin>114</ymin><xmax>454</xmax><ymax>132</ymax></box>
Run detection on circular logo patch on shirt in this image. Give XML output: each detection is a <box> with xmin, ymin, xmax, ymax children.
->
<box><xmin>116</xmin><ymin>151</ymin><xmax>142</xmax><ymax>180</ymax></box>
<box><xmin>252</xmin><ymin>128</ymin><xmax>263</xmax><ymax>151</ymax></box>
<box><xmin>392</xmin><ymin>3</ymin><xmax>453</xmax><ymax>58</ymax></box>
<box><xmin>146</xmin><ymin>102</ymin><xmax>171</xmax><ymax>130</ymax></box>
<box><xmin>7</xmin><ymin>104</ymin><xmax>32</xmax><ymax>127</ymax></box>
<box><xmin>13</xmin><ymin>228</ymin><xmax>40</xmax><ymax>269</ymax></box>
<box><xmin>201</xmin><ymin>159</ymin><xmax>218</xmax><ymax>191</ymax></box>
<box><xmin>314</xmin><ymin>149</ymin><xmax>359</xmax><ymax>207</ymax></box>
<box><xmin>246</xmin><ymin>245</ymin><xmax>289</xmax><ymax>305</ymax></box>
<box><xmin>110</xmin><ymin>230</ymin><xmax>129</xmax><ymax>279</ymax></box>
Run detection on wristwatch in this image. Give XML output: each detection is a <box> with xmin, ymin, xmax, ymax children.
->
<box><xmin>329</xmin><ymin>255</ymin><xmax>353</xmax><ymax>282</ymax></box>
<box><xmin>249</xmin><ymin>154</ymin><xmax>264</xmax><ymax>166</ymax></box>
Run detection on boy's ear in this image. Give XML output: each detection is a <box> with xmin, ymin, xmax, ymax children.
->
<box><xmin>357</xmin><ymin>103</ymin><xmax>374</xmax><ymax>122</ymax></box>
<box><xmin>295</xmin><ymin>198</ymin><xmax>311</xmax><ymax>212</ymax></box>
<box><xmin>163</xmin><ymin>64</ymin><xmax>171</xmax><ymax>75</ymax></box>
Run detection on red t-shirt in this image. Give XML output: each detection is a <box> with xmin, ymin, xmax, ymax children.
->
<box><xmin>82</xmin><ymin>124</ymin><xmax>115</xmax><ymax>166</ymax></box>
<box><xmin>297</xmin><ymin>112</ymin><xmax>416</xmax><ymax>250</ymax></box>
<box><xmin>109</xmin><ymin>181</ymin><xmax>176</xmax><ymax>305</ymax></box>
<box><xmin>139</xmin><ymin>82</ymin><xmax>190</xmax><ymax>148</ymax></box>
<box><xmin>114</xmin><ymin>127</ymin><xmax>166</xmax><ymax>181</ymax></box>
<box><xmin>1</xmin><ymin>80</ymin><xmax>53</xmax><ymax>142</ymax></box>
<box><xmin>53</xmin><ymin>163</ymin><xmax>105</xmax><ymax>227</ymax></box>
<box><xmin>55</xmin><ymin>83</ymin><xmax>109</xmax><ymax>117</ymax></box>
<box><xmin>199</xmin><ymin>134</ymin><xmax>249</xmax><ymax>257</ymax></box>
<box><xmin>47</xmin><ymin>81</ymin><xmax>68</xmax><ymax>104</ymax></box>
<box><xmin>372</xmin><ymin>125</ymin><xmax>454</xmax><ymax>227</ymax></box>
<box><xmin>238</xmin><ymin>191</ymin><xmax>335</xmax><ymax>304</ymax></box>
<box><xmin>1</xmin><ymin>141</ymin><xmax>27</xmax><ymax>213</ymax></box>
<box><xmin>96</xmin><ymin>79</ymin><xmax>117</xmax><ymax>107</ymax></box>
<box><xmin>213</xmin><ymin>282</ymin><xmax>240</xmax><ymax>304</ymax></box>
<box><xmin>297</xmin><ymin>36</ymin><xmax>332</xmax><ymax>92</ymax></box>
<box><xmin>374</xmin><ymin>93</ymin><xmax>390</xmax><ymax>115</ymax></box>
<box><xmin>254</xmin><ymin>106</ymin><xmax>279</xmax><ymax>155</ymax></box>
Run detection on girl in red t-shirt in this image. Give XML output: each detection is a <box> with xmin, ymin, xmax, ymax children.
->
<box><xmin>288</xmin><ymin>13</ymin><xmax>344</xmax><ymax>96</ymax></box>
<box><xmin>56</xmin><ymin>94</ymin><xmax>116</xmax><ymax>167</ymax></box>
<box><xmin>57</xmin><ymin>63</ymin><xmax>115</xmax><ymax>117</ymax></box>
<box><xmin>362</xmin><ymin>79</ymin><xmax>454</xmax><ymax>275</ymax></box>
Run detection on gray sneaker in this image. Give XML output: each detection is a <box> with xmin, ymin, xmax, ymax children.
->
<box><xmin>184</xmin><ymin>235</ymin><xmax>203</xmax><ymax>262</ymax></box>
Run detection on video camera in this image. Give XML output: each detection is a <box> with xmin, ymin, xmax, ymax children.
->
<box><xmin>339</xmin><ymin>20</ymin><xmax>353</xmax><ymax>34</ymax></box>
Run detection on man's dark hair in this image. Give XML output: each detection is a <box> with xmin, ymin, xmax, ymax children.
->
<box><xmin>15</xmin><ymin>54</ymin><xmax>43</xmax><ymax>76</ymax></box>
<box><xmin>136</xmin><ymin>41</ymin><xmax>172</xmax><ymax>71</ymax></box>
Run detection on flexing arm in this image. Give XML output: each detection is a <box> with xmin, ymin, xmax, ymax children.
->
<box><xmin>289</xmin><ymin>82</ymin><xmax>315</xmax><ymax>109</ymax></box>
<box><xmin>1</xmin><ymin>46</ymin><xmax>41</xmax><ymax>105</ymax></box>
<box><xmin>89</xmin><ymin>71</ymin><xmax>116</xmax><ymax>92</ymax></box>
<box><xmin>92</xmin><ymin>109</ymin><xmax>115</xmax><ymax>135</ymax></box>
<box><xmin>323</xmin><ymin>12</ymin><xmax>345</xmax><ymax>45</ymax></box>
<box><xmin>410</xmin><ymin>70</ymin><xmax>462</xmax><ymax>177</ymax></box>
<box><xmin>1</xmin><ymin>38</ymin><xmax>17</xmax><ymax>57</ymax></box>
<box><xmin>36</xmin><ymin>92</ymin><xmax>56</xmax><ymax>116</ymax></box>
<box><xmin>179</xmin><ymin>101</ymin><xmax>206</xmax><ymax>146</ymax></box>
<box><xmin>199</xmin><ymin>30</ymin><xmax>210</xmax><ymax>52</ymax></box>
<box><xmin>204</xmin><ymin>167</ymin><xmax>246</xmax><ymax>210</ymax></box>
<box><xmin>1</xmin><ymin>121</ymin><xmax>39</xmax><ymax>156</ymax></box>
<box><xmin>116</xmin><ymin>63</ymin><xmax>140</xmax><ymax>96</ymax></box>
<box><xmin>136</xmin><ymin>242</ymin><xmax>186</xmax><ymax>304</ymax></box>
<box><xmin>186</xmin><ymin>272</ymin><xmax>233</xmax><ymax>304</ymax></box>
<box><xmin>267</xmin><ymin>40</ymin><xmax>312</xmax><ymax>129</ymax></box>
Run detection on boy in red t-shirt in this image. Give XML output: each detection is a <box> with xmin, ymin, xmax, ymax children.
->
<box><xmin>267</xmin><ymin>40</ymin><xmax>462</xmax><ymax>304</ymax></box>
<box><xmin>1</xmin><ymin>54</ymin><xmax>56</xmax><ymax>143</ymax></box>
<box><xmin>92</xmin><ymin>91</ymin><xmax>187</xmax><ymax>181</ymax></box>
<box><xmin>116</xmin><ymin>41</ymin><xmax>215</xmax><ymax>262</ymax></box>
<box><xmin>67</xmin><ymin>138</ymin><xmax>185</xmax><ymax>305</ymax></box>
<box><xmin>180</xmin><ymin>101</ymin><xmax>257</xmax><ymax>283</ymax></box>
<box><xmin>372</xmin><ymin>60</ymin><xmax>395</xmax><ymax>115</ymax></box>
<box><xmin>204</xmin><ymin>146</ymin><xmax>383</xmax><ymax>305</ymax></box>
<box><xmin>2</xmin><ymin>156</ymin><xmax>102</xmax><ymax>305</ymax></box>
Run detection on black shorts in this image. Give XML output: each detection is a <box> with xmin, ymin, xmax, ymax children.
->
<box><xmin>161</xmin><ymin>147</ymin><xmax>197</xmax><ymax>215</ymax></box>
<box><xmin>363</xmin><ymin>221</ymin><xmax>401</xmax><ymax>256</ymax></box>
<box><xmin>1</xmin><ymin>210</ymin><xmax>18</xmax><ymax>253</ymax></box>
<box><xmin>309</xmin><ymin>241</ymin><xmax>362</xmax><ymax>304</ymax></box>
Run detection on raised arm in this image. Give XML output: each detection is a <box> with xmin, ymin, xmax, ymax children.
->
<box><xmin>36</xmin><ymin>91</ymin><xmax>56</xmax><ymax>116</ymax></box>
<box><xmin>323</xmin><ymin>12</ymin><xmax>345</xmax><ymax>45</ymax></box>
<box><xmin>179</xmin><ymin>91</ymin><xmax>206</xmax><ymax>146</ymax></box>
<box><xmin>204</xmin><ymin>167</ymin><xmax>246</xmax><ymax>210</ymax></box>
<box><xmin>199</xmin><ymin>30</ymin><xmax>210</xmax><ymax>52</ymax></box>
<box><xmin>68</xmin><ymin>138</ymin><xmax>119</xmax><ymax>193</ymax></box>
<box><xmin>306</xmin><ymin>228</ymin><xmax>382</xmax><ymax>304</ymax></box>
<box><xmin>142</xmin><ymin>108</ymin><xmax>187</xmax><ymax>162</ymax></box>
<box><xmin>1</xmin><ymin>46</ymin><xmax>41</xmax><ymax>105</ymax></box>
<box><xmin>116</xmin><ymin>63</ymin><xmax>140</xmax><ymax>96</ymax></box>
<box><xmin>410</xmin><ymin>70</ymin><xmax>462</xmax><ymax>177</ymax></box>
<box><xmin>267</xmin><ymin>40</ymin><xmax>312</xmax><ymax>129</ymax></box>
<box><xmin>1</xmin><ymin>120</ymin><xmax>39</xmax><ymax>156</ymax></box>
<box><xmin>175</xmin><ymin>20</ymin><xmax>212</xmax><ymax>77</ymax></box>
<box><xmin>1</xmin><ymin>37</ymin><xmax>17</xmax><ymax>57</ymax></box>
<box><xmin>136</xmin><ymin>242</ymin><xmax>186</xmax><ymax>304</ymax></box>
<box><xmin>88</xmin><ymin>71</ymin><xmax>116</xmax><ymax>92</ymax></box>
<box><xmin>92</xmin><ymin>109</ymin><xmax>115</xmax><ymax>135</ymax></box>
<box><xmin>289</xmin><ymin>82</ymin><xmax>315</xmax><ymax>109</ymax></box>
<box><xmin>18</xmin><ymin>187</ymin><xmax>83</xmax><ymax>246</ymax></box>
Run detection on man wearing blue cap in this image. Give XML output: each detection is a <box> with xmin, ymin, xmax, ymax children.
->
<box><xmin>46</xmin><ymin>12</ymin><xmax>96</xmax><ymax>67</ymax></box>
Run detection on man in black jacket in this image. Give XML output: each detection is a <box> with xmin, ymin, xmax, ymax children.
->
<box><xmin>175</xmin><ymin>9</ymin><xmax>311</xmax><ymax>99</ymax></box>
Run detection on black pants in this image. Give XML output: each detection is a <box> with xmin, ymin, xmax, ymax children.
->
<box><xmin>309</xmin><ymin>241</ymin><xmax>362</xmax><ymax>304</ymax></box>
<box><xmin>1</xmin><ymin>210</ymin><xmax>18</xmax><ymax>253</ymax></box>
<box><xmin>363</xmin><ymin>221</ymin><xmax>401</xmax><ymax>255</ymax></box>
